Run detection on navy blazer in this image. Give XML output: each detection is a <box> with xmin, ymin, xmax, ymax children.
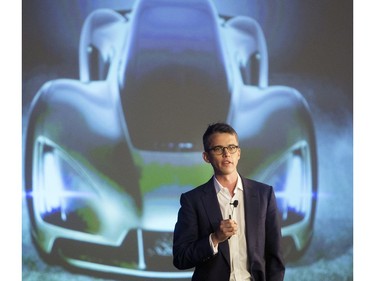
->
<box><xmin>173</xmin><ymin>175</ymin><xmax>285</xmax><ymax>281</ymax></box>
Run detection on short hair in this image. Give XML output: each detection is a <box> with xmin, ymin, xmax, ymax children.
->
<box><xmin>202</xmin><ymin>122</ymin><xmax>238</xmax><ymax>152</ymax></box>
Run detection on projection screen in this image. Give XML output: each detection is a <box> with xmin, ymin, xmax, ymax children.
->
<box><xmin>22</xmin><ymin>0</ymin><xmax>353</xmax><ymax>280</ymax></box>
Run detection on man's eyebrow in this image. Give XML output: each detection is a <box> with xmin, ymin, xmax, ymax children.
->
<box><xmin>211</xmin><ymin>144</ymin><xmax>238</xmax><ymax>147</ymax></box>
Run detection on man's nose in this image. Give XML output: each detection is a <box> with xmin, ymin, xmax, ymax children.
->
<box><xmin>222</xmin><ymin>147</ymin><xmax>230</xmax><ymax>155</ymax></box>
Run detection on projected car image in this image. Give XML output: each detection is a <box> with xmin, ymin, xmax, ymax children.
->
<box><xmin>23</xmin><ymin>0</ymin><xmax>318</xmax><ymax>278</ymax></box>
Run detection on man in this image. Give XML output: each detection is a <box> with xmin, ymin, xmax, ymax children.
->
<box><xmin>173</xmin><ymin>122</ymin><xmax>285</xmax><ymax>281</ymax></box>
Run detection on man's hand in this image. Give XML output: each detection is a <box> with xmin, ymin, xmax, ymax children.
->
<box><xmin>212</xmin><ymin>219</ymin><xmax>238</xmax><ymax>246</ymax></box>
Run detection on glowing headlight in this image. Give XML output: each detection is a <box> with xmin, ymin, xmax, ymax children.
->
<box><xmin>262</xmin><ymin>141</ymin><xmax>312</xmax><ymax>226</ymax></box>
<box><xmin>33</xmin><ymin>139</ymin><xmax>101</xmax><ymax>234</ymax></box>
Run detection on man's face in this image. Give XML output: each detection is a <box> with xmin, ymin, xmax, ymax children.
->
<box><xmin>202</xmin><ymin>132</ymin><xmax>241</xmax><ymax>177</ymax></box>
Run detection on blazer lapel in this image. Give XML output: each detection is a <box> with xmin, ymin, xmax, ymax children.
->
<box><xmin>242</xmin><ymin>177</ymin><xmax>259</xmax><ymax>262</ymax></box>
<box><xmin>200</xmin><ymin>177</ymin><xmax>231</xmax><ymax>267</ymax></box>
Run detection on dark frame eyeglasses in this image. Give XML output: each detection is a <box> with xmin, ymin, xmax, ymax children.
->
<box><xmin>207</xmin><ymin>145</ymin><xmax>239</xmax><ymax>155</ymax></box>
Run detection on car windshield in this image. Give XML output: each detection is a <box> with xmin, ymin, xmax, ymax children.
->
<box><xmin>121</xmin><ymin>2</ymin><xmax>230</xmax><ymax>151</ymax></box>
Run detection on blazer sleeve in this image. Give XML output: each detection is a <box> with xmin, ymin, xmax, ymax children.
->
<box><xmin>173</xmin><ymin>192</ymin><xmax>217</xmax><ymax>270</ymax></box>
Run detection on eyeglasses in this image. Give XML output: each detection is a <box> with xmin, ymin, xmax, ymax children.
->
<box><xmin>207</xmin><ymin>145</ymin><xmax>239</xmax><ymax>155</ymax></box>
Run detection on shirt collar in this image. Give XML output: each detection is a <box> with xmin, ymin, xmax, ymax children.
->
<box><xmin>213</xmin><ymin>173</ymin><xmax>243</xmax><ymax>194</ymax></box>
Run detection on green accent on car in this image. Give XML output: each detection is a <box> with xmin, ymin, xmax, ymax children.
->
<box><xmin>139</xmin><ymin>163</ymin><xmax>212</xmax><ymax>193</ymax></box>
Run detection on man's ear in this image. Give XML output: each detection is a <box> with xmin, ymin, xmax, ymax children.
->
<box><xmin>202</xmin><ymin>151</ymin><xmax>211</xmax><ymax>163</ymax></box>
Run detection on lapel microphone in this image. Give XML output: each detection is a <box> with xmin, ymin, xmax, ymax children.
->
<box><xmin>229</xmin><ymin>200</ymin><xmax>238</xmax><ymax>219</ymax></box>
<box><xmin>231</xmin><ymin>200</ymin><xmax>239</xmax><ymax>208</ymax></box>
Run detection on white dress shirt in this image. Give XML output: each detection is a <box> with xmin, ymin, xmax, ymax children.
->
<box><xmin>210</xmin><ymin>174</ymin><xmax>251</xmax><ymax>281</ymax></box>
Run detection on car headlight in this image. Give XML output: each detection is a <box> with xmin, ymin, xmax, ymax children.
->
<box><xmin>32</xmin><ymin>138</ymin><xmax>101</xmax><ymax>234</ymax></box>
<box><xmin>261</xmin><ymin>140</ymin><xmax>313</xmax><ymax>226</ymax></box>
